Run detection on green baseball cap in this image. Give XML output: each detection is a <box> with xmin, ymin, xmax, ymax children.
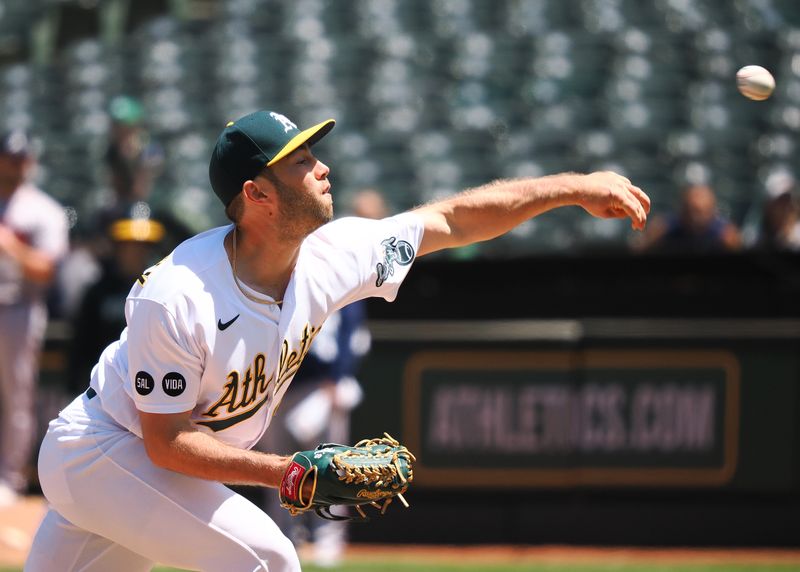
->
<box><xmin>209</xmin><ymin>110</ymin><xmax>335</xmax><ymax>206</ymax></box>
<box><xmin>109</xmin><ymin>95</ymin><xmax>144</xmax><ymax>125</ymax></box>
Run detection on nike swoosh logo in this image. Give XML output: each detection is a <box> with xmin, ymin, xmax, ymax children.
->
<box><xmin>217</xmin><ymin>314</ymin><xmax>240</xmax><ymax>331</ymax></box>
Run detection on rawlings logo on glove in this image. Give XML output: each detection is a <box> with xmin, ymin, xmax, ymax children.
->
<box><xmin>279</xmin><ymin>461</ymin><xmax>307</xmax><ymax>503</ymax></box>
<box><xmin>279</xmin><ymin>433</ymin><xmax>415</xmax><ymax>521</ymax></box>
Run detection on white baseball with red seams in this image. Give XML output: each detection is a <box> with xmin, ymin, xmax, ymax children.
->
<box><xmin>736</xmin><ymin>65</ymin><xmax>775</xmax><ymax>101</ymax></box>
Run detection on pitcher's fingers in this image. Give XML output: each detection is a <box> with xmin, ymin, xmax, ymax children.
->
<box><xmin>628</xmin><ymin>185</ymin><xmax>651</xmax><ymax>213</ymax></box>
<box><xmin>618</xmin><ymin>191</ymin><xmax>647</xmax><ymax>229</ymax></box>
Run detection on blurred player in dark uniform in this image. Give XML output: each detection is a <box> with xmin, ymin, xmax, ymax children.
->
<box><xmin>98</xmin><ymin>96</ymin><xmax>190</xmax><ymax>257</ymax></box>
<box><xmin>69</xmin><ymin>218</ymin><xmax>165</xmax><ymax>395</ymax></box>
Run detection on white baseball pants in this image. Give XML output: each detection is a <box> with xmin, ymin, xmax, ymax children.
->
<box><xmin>0</xmin><ymin>302</ymin><xmax>47</xmax><ymax>491</ymax></box>
<box><xmin>25</xmin><ymin>391</ymin><xmax>300</xmax><ymax>572</ymax></box>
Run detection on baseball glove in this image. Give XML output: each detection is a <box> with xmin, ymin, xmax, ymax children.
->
<box><xmin>279</xmin><ymin>433</ymin><xmax>415</xmax><ymax>521</ymax></box>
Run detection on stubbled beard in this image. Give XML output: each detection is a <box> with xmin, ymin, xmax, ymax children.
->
<box><xmin>273</xmin><ymin>176</ymin><xmax>333</xmax><ymax>241</ymax></box>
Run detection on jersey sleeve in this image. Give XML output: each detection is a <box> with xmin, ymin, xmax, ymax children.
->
<box><xmin>124</xmin><ymin>298</ymin><xmax>203</xmax><ymax>414</ymax></box>
<box><xmin>310</xmin><ymin>212</ymin><xmax>424</xmax><ymax>308</ymax></box>
<box><xmin>32</xmin><ymin>195</ymin><xmax>69</xmax><ymax>260</ymax></box>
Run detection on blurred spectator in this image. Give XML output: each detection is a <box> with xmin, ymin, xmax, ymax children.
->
<box><xmin>257</xmin><ymin>189</ymin><xmax>388</xmax><ymax>568</ymax></box>
<box><xmin>633</xmin><ymin>184</ymin><xmax>742</xmax><ymax>253</ymax></box>
<box><xmin>105</xmin><ymin>95</ymin><xmax>164</xmax><ymax>207</ymax></box>
<box><xmin>56</xmin><ymin>96</ymin><xmax>188</xmax><ymax>318</ymax></box>
<box><xmin>96</xmin><ymin>95</ymin><xmax>190</xmax><ymax>256</ymax></box>
<box><xmin>756</xmin><ymin>178</ymin><xmax>800</xmax><ymax>251</ymax></box>
<box><xmin>349</xmin><ymin>187</ymin><xmax>390</xmax><ymax>220</ymax></box>
<box><xmin>0</xmin><ymin>131</ymin><xmax>69</xmax><ymax>503</ymax></box>
<box><xmin>68</xmin><ymin>217</ymin><xmax>165</xmax><ymax>395</ymax></box>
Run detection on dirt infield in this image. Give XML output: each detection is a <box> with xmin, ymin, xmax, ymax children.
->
<box><xmin>3</xmin><ymin>496</ymin><xmax>800</xmax><ymax>568</ymax></box>
<box><xmin>0</xmin><ymin>496</ymin><xmax>47</xmax><ymax>566</ymax></box>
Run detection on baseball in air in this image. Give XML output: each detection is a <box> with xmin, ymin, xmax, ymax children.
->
<box><xmin>736</xmin><ymin>65</ymin><xmax>775</xmax><ymax>101</ymax></box>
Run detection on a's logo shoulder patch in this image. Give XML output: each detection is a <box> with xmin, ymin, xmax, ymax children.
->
<box><xmin>162</xmin><ymin>372</ymin><xmax>187</xmax><ymax>397</ymax></box>
<box><xmin>376</xmin><ymin>237</ymin><xmax>415</xmax><ymax>287</ymax></box>
<box><xmin>134</xmin><ymin>371</ymin><xmax>154</xmax><ymax>396</ymax></box>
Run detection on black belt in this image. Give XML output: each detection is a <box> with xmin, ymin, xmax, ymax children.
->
<box><xmin>86</xmin><ymin>387</ymin><xmax>97</xmax><ymax>399</ymax></box>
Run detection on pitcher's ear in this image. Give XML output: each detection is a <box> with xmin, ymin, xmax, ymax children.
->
<box><xmin>242</xmin><ymin>179</ymin><xmax>269</xmax><ymax>202</ymax></box>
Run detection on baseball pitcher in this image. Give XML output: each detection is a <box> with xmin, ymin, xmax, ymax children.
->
<box><xmin>26</xmin><ymin>110</ymin><xmax>648</xmax><ymax>572</ymax></box>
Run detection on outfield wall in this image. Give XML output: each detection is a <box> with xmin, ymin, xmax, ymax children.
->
<box><xmin>350</xmin><ymin>252</ymin><xmax>800</xmax><ymax>546</ymax></box>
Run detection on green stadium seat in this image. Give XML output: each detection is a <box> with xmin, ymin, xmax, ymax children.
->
<box><xmin>0</xmin><ymin>0</ymin><xmax>797</xmax><ymax>254</ymax></box>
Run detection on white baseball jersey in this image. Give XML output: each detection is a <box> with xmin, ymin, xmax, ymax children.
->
<box><xmin>0</xmin><ymin>183</ymin><xmax>68</xmax><ymax>305</ymax></box>
<box><xmin>85</xmin><ymin>213</ymin><xmax>423</xmax><ymax>449</ymax></box>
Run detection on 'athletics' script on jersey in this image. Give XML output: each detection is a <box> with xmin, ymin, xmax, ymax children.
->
<box><xmin>276</xmin><ymin>323</ymin><xmax>321</xmax><ymax>392</ymax></box>
<box><xmin>198</xmin><ymin>323</ymin><xmax>321</xmax><ymax>432</ymax></box>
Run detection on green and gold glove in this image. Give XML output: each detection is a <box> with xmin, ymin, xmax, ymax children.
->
<box><xmin>279</xmin><ymin>433</ymin><xmax>415</xmax><ymax>521</ymax></box>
